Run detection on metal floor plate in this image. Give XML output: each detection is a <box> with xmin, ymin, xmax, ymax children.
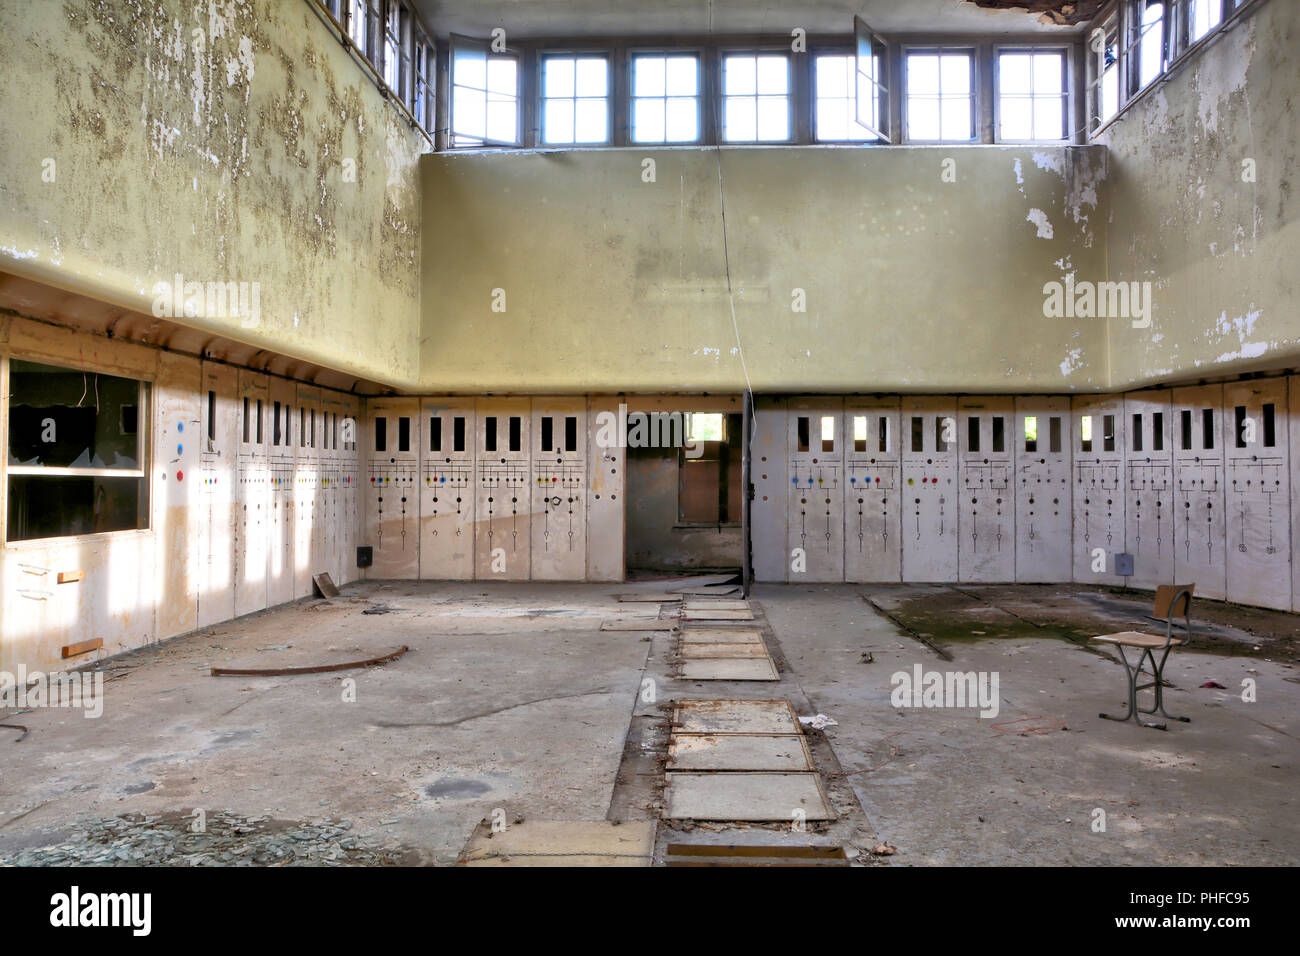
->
<box><xmin>682</xmin><ymin>599</ymin><xmax>751</xmax><ymax>610</ymax></box>
<box><xmin>680</xmin><ymin>659</ymin><xmax>779</xmax><ymax>680</ymax></box>
<box><xmin>600</xmin><ymin>617</ymin><xmax>678</xmax><ymax>631</ymax></box>
<box><xmin>679</xmin><ymin>642</ymin><xmax>769</xmax><ymax>659</ymax></box>
<box><xmin>682</xmin><ymin>609</ymin><xmax>755</xmax><ymax>621</ymax></box>
<box><xmin>663</xmin><ymin>772</ymin><xmax>833</xmax><ymax>821</ymax></box>
<box><xmin>672</xmin><ymin>699</ymin><xmax>800</xmax><ymax>735</ymax></box>
<box><xmin>667</xmin><ymin>734</ymin><xmax>813</xmax><ymax>771</ymax></box>
<box><xmin>679</xmin><ymin>628</ymin><xmax>765</xmax><ymax>644</ymax></box>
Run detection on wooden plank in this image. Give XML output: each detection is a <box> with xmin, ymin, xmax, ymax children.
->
<box><xmin>62</xmin><ymin>638</ymin><xmax>103</xmax><ymax>658</ymax></box>
<box><xmin>57</xmin><ymin>570</ymin><xmax>85</xmax><ymax>584</ymax></box>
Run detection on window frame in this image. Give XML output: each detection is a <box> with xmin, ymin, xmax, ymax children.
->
<box><xmin>627</xmin><ymin>48</ymin><xmax>706</xmax><ymax>146</ymax></box>
<box><xmin>993</xmin><ymin>44</ymin><xmax>1071</xmax><ymax>144</ymax></box>
<box><xmin>449</xmin><ymin>33</ymin><xmax>524</xmax><ymax>148</ymax></box>
<box><xmin>3</xmin><ymin>356</ymin><xmax>153</xmax><ymax>545</ymax></box>
<box><xmin>901</xmin><ymin>45</ymin><xmax>979</xmax><ymax>144</ymax></box>
<box><xmin>717</xmin><ymin>47</ymin><xmax>796</xmax><ymax>145</ymax></box>
<box><xmin>538</xmin><ymin>50</ymin><xmax>615</xmax><ymax>147</ymax></box>
<box><xmin>852</xmin><ymin>16</ymin><xmax>890</xmax><ymax>143</ymax></box>
<box><xmin>811</xmin><ymin>47</ymin><xmax>876</xmax><ymax>144</ymax></box>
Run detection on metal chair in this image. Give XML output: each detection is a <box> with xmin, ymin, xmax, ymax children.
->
<box><xmin>1089</xmin><ymin>586</ymin><xmax>1194</xmax><ymax>731</ymax></box>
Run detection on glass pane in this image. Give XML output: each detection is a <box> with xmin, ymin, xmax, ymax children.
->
<box><xmin>543</xmin><ymin>98</ymin><xmax>574</xmax><ymax>143</ymax></box>
<box><xmin>857</xmin><ymin>73</ymin><xmax>879</xmax><ymax>131</ymax></box>
<box><xmin>908</xmin><ymin>96</ymin><xmax>940</xmax><ymax>139</ymax></box>
<box><xmin>633</xmin><ymin>98</ymin><xmax>665</xmax><ymax>142</ymax></box>
<box><xmin>724</xmin><ymin>96</ymin><xmax>756</xmax><ymax>140</ymax></box>
<box><xmin>544</xmin><ymin>57</ymin><xmax>573</xmax><ymax>97</ymax></box>
<box><xmin>816</xmin><ymin>55</ymin><xmax>849</xmax><ymax>98</ymax></box>
<box><xmin>941</xmin><ymin>96</ymin><xmax>971</xmax><ymax>139</ymax></box>
<box><xmin>908</xmin><ymin>54</ymin><xmax>940</xmax><ymax>95</ymax></box>
<box><xmin>634</xmin><ymin>55</ymin><xmax>665</xmax><ymax>97</ymax></box>
<box><xmin>817</xmin><ymin>98</ymin><xmax>848</xmax><ymax>140</ymax></box>
<box><xmin>756</xmin><ymin>55</ymin><xmax>788</xmax><ymax>94</ymax></box>
<box><xmin>453</xmin><ymin>85</ymin><xmax>486</xmax><ymax>138</ymax></box>
<box><xmin>1001</xmin><ymin>96</ymin><xmax>1033</xmax><ymax>140</ymax></box>
<box><xmin>486</xmin><ymin>57</ymin><xmax>517</xmax><ymax>95</ymax></box>
<box><xmin>575</xmin><ymin>57</ymin><xmax>608</xmax><ymax>96</ymax></box>
<box><xmin>665</xmin><ymin>56</ymin><xmax>698</xmax><ymax>95</ymax></box>
<box><xmin>1034</xmin><ymin>96</ymin><xmax>1064</xmax><ymax>139</ymax></box>
<box><xmin>665</xmin><ymin>96</ymin><xmax>698</xmax><ymax>141</ymax></box>
<box><xmin>1191</xmin><ymin>0</ymin><xmax>1222</xmax><ymax>41</ymax></box>
<box><xmin>7</xmin><ymin>475</ymin><xmax>147</xmax><ymax>541</ymax></box>
<box><xmin>1000</xmin><ymin>53</ymin><xmax>1032</xmax><ymax>95</ymax></box>
<box><xmin>1101</xmin><ymin>67</ymin><xmax>1119</xmax><ymax>119</ymax></box>
<box><xmin>941</xmin><ymin>54</ymin><xmax>971</xmax><ymax>94</ymax></box>
<box><xmin>724</xmin><ymin>55</ymin><xmax>756</xmax><ymax>96</ymax></box>
<box><xmin>1033</xmin><ymin>52</ymin><xmax>1063</xmax><ymax>94</ymax></box>
<box><xmin>756</xmin><ymin>94</ymin><xmax>789</xmax><ymax>140</ymax></box>
<box><xmin>574</xmin><ymin>97</ymin><xmax>607</xmax><ymax>142</ymax></box>
<box><xmin>7</xmin><ymin>361</ymin><xmax>141</xmax><ymax>469</ymax></box>
<box><xmin>453</xmin><ymin>43</ymin><xmax>485</xmax><ymax>89</ymax></box>
<box><xmin>486</xmin><ymin>94</ymin><xmax>517</xmax><ymax>142</ymax></box>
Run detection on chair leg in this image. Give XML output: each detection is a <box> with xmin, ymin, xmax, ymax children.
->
<box><xmin>1151</xmin><ymin>646</ymin><xmax>1190</xmax><ymax>723</ymax></box>
<box><xmin>1099</xmin><ymin>646</ymin><xmax>1167</xmax><ymax>730</ymax></box>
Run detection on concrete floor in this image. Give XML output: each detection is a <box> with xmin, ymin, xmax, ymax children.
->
<box><xmin>1</xmin><ymin>580</ymin><xmax>1296</xmax><ymax>865</ymax></box>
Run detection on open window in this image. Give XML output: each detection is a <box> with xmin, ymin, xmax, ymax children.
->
<box><xmin>5</xmin><ymin>359</ymin><xmax>150</xmax><ymax>542</ymax></box>
<box><xmin>853</xmin><ymin>16</ymin><xmax>890</xmax><ymax>142</ymax></box>
<box><xmin>451</xmin><ymin>35</ymin><xmax>520</xmax><ymax>147</ymax></box>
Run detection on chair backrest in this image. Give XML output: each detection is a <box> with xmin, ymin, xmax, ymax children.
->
<box><xmin>1153</xmin><ymin>583</ymin><xmax>1195</xmax><ymax>620</ymax></box>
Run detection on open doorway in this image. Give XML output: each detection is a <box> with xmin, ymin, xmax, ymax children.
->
<box><xmin>625</xmin><ymin>410</ymin><xmax>744</xmax><ymax>572</ymax></box>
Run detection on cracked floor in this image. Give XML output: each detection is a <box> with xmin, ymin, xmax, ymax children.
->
<box><xmin>1</xmin><ymin>580</ymin><xmax>1296</xmax><ymax>866</ymax></box>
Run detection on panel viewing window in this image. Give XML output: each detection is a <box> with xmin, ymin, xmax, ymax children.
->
<box><xmin>484</xmin><ymin>416</ymin><xmax>497</xmax><ymax>452</ymax></box>
<box><xmin>542</xmin><ymin>54</ymin><xmax>610</xmax><ymax>145</ymax></box>
<box><xmin>6</xmin><ymin>360</ymin><xmax>149</xmax><ymax>542</ymax></box>
<box><xmin>631</xmin><ymin>53</ymin><xmax>700</xmax><ymax>143</ymax></box>
<box><xmin>992</xmin><ymin>416</ymin><xmax>1005</xmax><ymax>453</ymax></box>
<box><xmin>1103</xmin><ymin>414</ymin><xmax>1116</xmax><ymax>451</ymax></box>
<box><xmin>820</xmin><ymin>416</ymin><xmax>835</xmax><ymax>453</ymax></box>
<box><xmin>815</xmin><ymin>55</ymin><xmax>870</xmax><ymax>142</ymax></box>
<box><xmin>1024</xmin><ymin>415</ymin><xmax>1038</xmax><ymax>452</ymax></box>
<box><xmin>397</xmin><ymin>416</ymin><xmax>410</xmax><ymax>452</ymax></box>
<box><xmin>565</xmin><ymin>416</ymin><xmax>578</xmax><ymax>452</ymax></box>
<box><xmin>451</xmin><ymin>38</ymin><xmax>519</xmax><ymax>146</ymax></box>
<box><xmin>274</xmin><ymin>401</ymin><xmax>282</xmax><ymax>446</ymax></box>
<box><xmin>541</xmin><ymin>417</ymin><xmax>554</xmax><ymax>452</ymax></box>
<box><xmin>1202</xmin><ymin>408</ymin><xmax>1215</xmax><ymax>449</ymax></box>
<box><xmin>1152</xmin><ymin>412</ymin><xmax>1163</xmax><ymax>450</ymax></box>
<box><xmin>1234</xmin><ymin>405</ymin><xmax>1247</xmax><ymax>447</ymax></box>
<box><xmin>878</xmin><ymin>416</ymin><xmax>890</xmax><ymax>453</ymax></box>
<box><xmin>242</xmin><ymin>397</ymin><xmax>251</xmax><ymax>444</ymax></box>
<box><xmin>1132</xmin><ymin>413</ymin><xmax>1144</xmax><ymax>452</ymax></box>
<box><xmin>905</xmin><ymin>50</ymin><xmax>975</xmax><ymax>142</ymax></box>
<box><xmin>721</xmin><ymin>53</ymin><xmax>791</xmax><ymax>142</ymax></box>
<box><xmin>968</xmin><ymin>417</ymin><xmax>981</xmax><ymax>452</ymax></box>
<box><xmin>997</xmin><ymin>49</ymin><xmax>1066</xmax><ymax>141</ymax></box>
<box><xmin>1049</xmin><ymin>416</ymin><xmax>1062</xmax><ymax>453</ymax></box>
<box><xmin>911</xmin><ymin>416</ymin><xmax>924</xmax><ymax>453</ymax></box>
<box><xmin>453</xmin><ymin>416</ymin><xmax>466</xmax><ymax>452</ymax></box>
<box><xmin>935</xmin><ymin>416</ymin><xmax>950</xmax><ymax>452</ymax></box>
<box><xmin>1263</xmin><ymin>403</ymin><xmax>1276</xmax><ymax>447</ymax></box>
<box><xmin>508</xmin><ymin>416</ymin><xmax>522</xmax><ymax>452</ymax></box>
<box><xmin>1180</xmin><ymin>408</ymin><xmax>1193</xmax><ymax>449</ymax></box>
<box><xmin>853</xmin><ymin>415</ymin><xmax>868</xmax><ymax>453</ymax></box>
<box><xmin>1080</xmin><ymin>415</ymin><xmax>1093</xmax><ymax>452</ymax></box>
<box><xmin>798</xmin><ymin>416</ymin><xmax>811</xmax><ymax>453</ymax></box>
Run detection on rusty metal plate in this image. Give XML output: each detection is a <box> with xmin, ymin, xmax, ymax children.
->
<box><xmin>600</xmin><ymin>617</ymin><xmax>678</xmax><ymax>631</ymax></box>
<box><xmin>663</xmin><ymin>772</ymin><xmax>833</xmax><ymax>821</ymax></box>
<box><xmin>664</xmin><ymin>842</ymin><xmax>848</xmax><ymax>866</ymax></box>
<box><xmin>682</xmin><ymin>609</ymin><xmax>755</xmax><ymax>621</ymax></box>
<box><xmin>679</xmin><ymin>643</ymin><xmax>768</xmax><ymax>659</ymax></box>
<box><xmin>679</xmin><ymin>628</ymin><xmax>764</xmax><ymax>644</ymax></box>
<box><xmin>680</xmin><ymin>659</ymin><xmax>779</xmax><ymax>680</ymax></box>
<box><xmin>672</xmin><ymin>699</ymin><xmax>799</xmax><ymax>735</ymax></box>
<box><xmin>666</xmin><ymin>734</ymin><xmax>813</xmax><ymax>772</ymax></box>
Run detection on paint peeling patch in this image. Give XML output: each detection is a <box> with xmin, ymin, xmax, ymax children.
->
<box><xmin>1059</xmin><ymin>347</ymin><xmax>1083</xmax><ymax>377</ymax></box>
<box><xmin>1026</xmin><ymin>208</ymin><xmax>1054</xmax><ymax>239</ymax></box>
<box><xmin>1031</xmin><ymin>150</ymin><xmax>1065</xmax><ymax>178</ymax></box>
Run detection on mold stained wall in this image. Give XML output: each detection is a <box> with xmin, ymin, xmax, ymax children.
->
<box><xmin>1098</xmin><ymin>0</ymin><xmax>1300</xmax><ymax>387</ymax></box>
<box><xmin>419</xmin><ymin>145</ymin><xmax>1109</xmax><ymax>393</ymax></box>
<box><xmin>0</xmin><ymin>0</ymin><xmax>425</xmax><ymax>389</ymax></box>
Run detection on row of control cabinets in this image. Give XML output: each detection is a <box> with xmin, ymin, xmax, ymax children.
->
<box><xmin>197</xmin><ymin>364</ymin><xmax>361</xmax><ymax>627</ymax></box>
<box><xmin>363</xmin><ymin>397</ymin><xmax>624</xmax><ymax>581</ymax></box>
<box><xmin>752</xmin><ymin>380</ymin><xmax>1295</xmax><ymax>610</ymax></box>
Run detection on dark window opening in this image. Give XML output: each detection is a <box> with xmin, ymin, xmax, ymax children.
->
<box><xmin>509</xmin><ymin>416</ymin><xmax>521</xmax><ymax>452</ymax></box>
<box><xmin>1202</xmin><ymin>408</ymin><xmax>1214</xmax><ymax>449</ymax></box>
<box><xmin>1263</xmin><ymin>403</ymin><xmax>1276</xmax><ymax>447</ymax></box>
<box><xmin>1152</xmin><ymin>412</ymin><xmax>1163</xmax><ymax>451</ymax></box>
<box><xmin>397</xmin><ymin>416</ymin><xmax>410</xmax><ymax>452</ymax></box>
<box><xmin>797</xmin><ymin>416</ymin><xmax>810</xmax><ymax>453</ymax></box>
<box><xmin>565</xmin><ymin>416</ymin><xmax>578</xmax><ymax>453</ymax></box>
<box><xmin>207</xmin><ymin>390</ymin><xmax>216</xmax><ymax>442</ymax></box>
<box><xmin>1103</xmin><ymin>414</ymin><xmax>1115</xmax><ymax>452</ymax></box>
<box><xmin>274</xmin><ymin>401</ymin><xmax>282</xmax><ymax>446</ymax></box>
<box><xmin>935</xmin><ymin>416</ymin><xmax>949</xmax><ymax>453</ymax></box>
<box><xmin>453</xmin><ymin>416</ymin><xmax>466</xmax><ymax>452</ymax></box>
<box><xmin>374</xmin><ymin>416</ymin><xmax>387</xmax><ymax>452</ymax></box>
<box><xmin>1049</xmin><ymin>416</ymin><xmax>1062</xmax><ymax>454</ymax></box>
<box><xmin>1180</xmin><ymin>409</ymin><xmax>1192</xmax><ymax>450</ymax></box>
<box><xmin>541</xmin><ymin>416</ymin><xmax>554</xmax><ymax>451</ymax></box>
<box><xmin>878</xmin><ymin>416</ymin><xmax>889</xmax><ymax>453</ymax></box>
<box><xmin>967</xmin><ymin>416</ymin><xmax>980</xmax><ymax>453</ymax></box>
<box><xmin>485</xmin><ymin>416</ymin><xmax>498</xmax><ymax>452</ymax></box>
<box><xmin>911</xmin><ymin>416</ymin><xmax>924</xmax><ymax>453</ymax></box>
<box><xmin>242</xmin><ymin>397</ymin><xmax>250</xmax><ymax>444</ymax></box>
<box><xmin>1132</xmin><ymin>413</ymin><xmax>1143</xmax><ymax>452</ymax></box>
<box><xmin>430</xmin><ymin>417</ymin><xmax>442</xmax><ymax>452</ymax></box>
<box><xmin>1234</xmin><ymin>405</ymin><xmax>1246</xmax><ymax>448</ymax></box>
<box><xmin>991</xmin><ymin>416</ymin><xmax>1005</xmax><ymax>453</ymax></box>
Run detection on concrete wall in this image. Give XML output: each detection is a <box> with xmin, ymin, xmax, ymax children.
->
<box><xmin>0</xmin><ymin>0</ymin><xmax>425</xmax><ymax>390</ymax></box>
<box><xmin>421</xmin><ymin>144</ymin><xmax>1109</xmax><ymax>393</ymax></box>
<box><xmin>1097</xmin><ymin>0</ymin><xmax>1300</xmax><ymax>387</ymax></box>
<box><xmin>1</xmin><ymin>315</ymin><xmax>363</xmax><ymax>675</ymax></box>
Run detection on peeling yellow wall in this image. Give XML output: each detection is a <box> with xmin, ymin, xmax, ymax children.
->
<box><xmin>420</xmin><ymin>145</ymin><xmax>1109</xmax><ymax>393</ymax></box>
<box><xmin>1098</xmin><ymin>0</ymin><xmax>1300</xmax><ymax>387</ymax></box>
<box><xmin>0</xmin><ymin>0</ymin><xmax>425</xmax><ymax>390</ymax></box>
